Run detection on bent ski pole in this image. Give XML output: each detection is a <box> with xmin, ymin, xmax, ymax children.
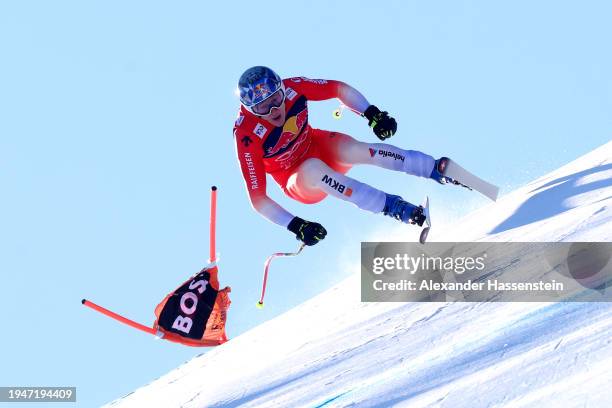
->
<box><xmin>257</xmin><ymin>243</ymin><xmax>306</xmax><ymax>308</ymax></box>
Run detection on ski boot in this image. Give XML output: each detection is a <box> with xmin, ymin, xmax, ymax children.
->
<box><xmin>430</xmin><ymin>157</ymin><xmax>471</xmax><ymax>190</ymax></box>
<box><xmin>430</xmin><ymin>157</ymin><xmax>453</xmax><ymax>184</ymax></box>
<box><xmin>383</xmin><ymin>194</ymin><xmax>427</xmax><ymax>226</ymax></box>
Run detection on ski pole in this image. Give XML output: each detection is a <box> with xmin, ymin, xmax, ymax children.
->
<box><xmin>256</xmin><ymin>243</ymin><xmax>306</xmax><ymax>309</ymax></box>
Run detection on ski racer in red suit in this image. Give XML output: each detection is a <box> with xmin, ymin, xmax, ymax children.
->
<box><xmin>234</xmin><ymin>66</ymin><xmax>455</xmax><ymax>246</ymax></box>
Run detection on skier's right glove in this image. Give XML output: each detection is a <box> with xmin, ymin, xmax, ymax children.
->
<box><xmin>363</xmin><ymin>105</ymin><xmax>397</xmax><ymax>140</ymax></box>
<box><xmin>287</xmin><ymin>216</ymin><xmax>327</xmax><ymax>246</ymax></box>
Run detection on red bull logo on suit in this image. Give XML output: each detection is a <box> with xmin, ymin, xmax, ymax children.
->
<box><xmin>266</xmin><ymin>108</ymin><xmax>308</xmax><ymax>156</ymax></box>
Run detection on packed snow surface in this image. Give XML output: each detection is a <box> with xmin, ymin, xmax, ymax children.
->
<box><xmin>107</xmin><ymin>142</ymin><xmax>612</xmax><ymax>407</ymax></box>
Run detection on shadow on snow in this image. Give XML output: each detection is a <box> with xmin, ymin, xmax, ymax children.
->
<box><xmin>490</xmin><ymin>163</ymin><xmax>612</xmax><ymax>235</ymax></box>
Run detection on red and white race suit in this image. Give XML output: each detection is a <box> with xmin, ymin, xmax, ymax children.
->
<box><xmin>233</xmin><ymin>77</ymin><xmax>435</xmax><ymax>227</ymax></box>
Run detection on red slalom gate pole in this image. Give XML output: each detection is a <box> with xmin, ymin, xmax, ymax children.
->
<box><xmin>81</xmin><ymin>299</ymin><xmax>158</xmax><ymax>336</ymax></box>
<box><xmin>210</xmin><ymin>186</ymin><xmax>217</xmax><ymax>263</ymax></box>
<box><xmin>82</xmin><ymin>186</ymin><xmax>221</xmax><ymax>342</ymax></box>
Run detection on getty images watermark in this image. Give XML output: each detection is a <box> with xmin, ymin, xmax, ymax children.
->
<box><xmin>361</xmin><ymin>243</ymin><xmax>612</xmax><ymax>302</ymax></box>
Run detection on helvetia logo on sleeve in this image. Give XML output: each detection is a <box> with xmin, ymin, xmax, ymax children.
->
<box><xmin>369</xmin><ymin>148</ymin><xmax>405</xmax><ymax>162</ymax></box>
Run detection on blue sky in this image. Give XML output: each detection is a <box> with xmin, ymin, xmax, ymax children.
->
<box><xmin>1</xmin><ymin>1</ymin><xmax>610</xmax><ymax>406</ymax></box>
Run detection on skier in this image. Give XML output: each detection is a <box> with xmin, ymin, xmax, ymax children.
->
<box><xmin>234</xmin><ymin>66</ymin><xmax>455</xmax><ymax>246</ymax></box>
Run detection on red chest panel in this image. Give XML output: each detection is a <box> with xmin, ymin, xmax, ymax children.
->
<box><xmin>235</xmin><ymin>82</ymin><xmax>313</xmax><ymax>172</ymax></box>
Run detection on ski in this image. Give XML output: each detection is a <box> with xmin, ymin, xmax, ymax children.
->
<box><xmin>419</xmin><ymin>196</ymin><xmax>431</xmax><ymax>244</ymax></box>
<box><xmin>444</xmin><ymin>159</ymin><xmax>499</xmax><ymax>201</ymax></box>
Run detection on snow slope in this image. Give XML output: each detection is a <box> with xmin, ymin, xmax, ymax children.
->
<box><xmin>106</xmin><ymin>142</ymin><xmax>612</xmax><ymax>408</ymax></box>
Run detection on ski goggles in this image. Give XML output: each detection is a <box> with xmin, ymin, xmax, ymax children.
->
<box><xmin>249</xmin><ymin>88</ymin><xmax>285</xmax><ymax>116</ymax></box>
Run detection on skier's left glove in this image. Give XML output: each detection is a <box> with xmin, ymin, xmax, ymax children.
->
<box><xmin>363</xmin><ymin>105</ymin><xmax>397</xmax><ymax>140</ymax></box>
<box><xmin>287</xmin><ymin>216</ymin><xmax>327</xmax><ymax>246</ymax></box>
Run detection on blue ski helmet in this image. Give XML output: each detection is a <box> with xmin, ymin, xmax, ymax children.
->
<box><xmin>238</xmin><ymin>66</ymin><xmax>283</xmax><ymax>108</ymax></box>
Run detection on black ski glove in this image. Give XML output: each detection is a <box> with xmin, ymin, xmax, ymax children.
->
<box><xmin>363</xmin><ymin>105</ymin><xmax>397</xmax><ymax>140</ymax></box>
<box><xmin>287</xmin><ymin>216</ymin><xmax>327</xmax><ymax>246</ymax></box>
